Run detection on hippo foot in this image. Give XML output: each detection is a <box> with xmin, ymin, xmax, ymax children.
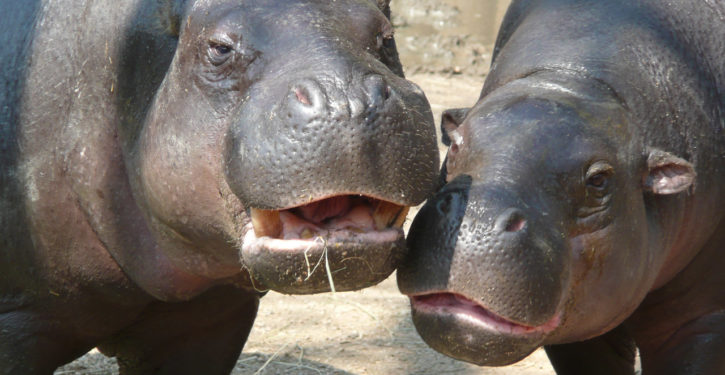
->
<box><xmin>241</xmin><ymin>195</ymin><xmax>408</xmax><ymax>294</ymax></box>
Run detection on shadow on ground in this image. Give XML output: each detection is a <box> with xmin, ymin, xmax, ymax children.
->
<box><xmin>235</xmin><ymin>351</ymin><xmax>356</xmax><ymax>375</ymax></box>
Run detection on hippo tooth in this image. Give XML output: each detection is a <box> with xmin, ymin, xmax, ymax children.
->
<box><xmin>393</xmin><ymin>207</ymin><xmax>410</xmax><ymax>228</ymax></box>
<box><xmin>250</xmin><ymin>208</ymin><xmax>282</xmax><ymax>238</ymax></box>
<box><xmin>300</xmin><ymin>228</ymin><xmax>315</xmax><ymax>239</ymax></box>
<box><xmin>373</xmin><ymin>201</ymin><xmax>407</xmax><ymax>230</ymax></box>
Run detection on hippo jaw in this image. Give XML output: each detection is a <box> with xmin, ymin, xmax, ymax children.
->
<box><xmin>407</xmin><ymin>292</ymin><xmax>560</xmax><ymax>366</ymax></box>
<box><xmin>241</xmin><ymin>195</ymin><xmax>409</xmax><ymax>293</ymax></box>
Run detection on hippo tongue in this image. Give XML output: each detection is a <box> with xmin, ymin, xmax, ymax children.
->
<box><xmin>295</xmin><ymin>196</ymin><xmax>352</xmax><ymax>223</ymax></box>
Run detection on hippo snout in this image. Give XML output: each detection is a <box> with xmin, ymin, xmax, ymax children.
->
<box><xmin>225</xmin><ymin>67</ymin><xmax>438</xmax><ymax>294</ymax></box>
<box><xmin>225</xmin><ymin>70</ymin><xmax>438</xmax><ymax>211</ymax></box>
<box><xmin>401</xmin><ymin>179</ymin><xmax>568</xmax><ymax>324</ymax></box>
<box><xmin>398</xmin><ymin>176</ymin><xmax>569</xmax><ymax>365</ymax></box>
<box><xmin>285</xmin><ymin>74</ymin><xmax>392</xmax><ymax>126</ymax></box>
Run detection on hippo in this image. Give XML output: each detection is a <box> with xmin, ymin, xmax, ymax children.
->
<box><xmin>0</xmin><ymin>0</ymin><xmax>439</xmax><ymax>373</ymax></box>
<box><xmin>397</xmin><ymin>0</ymin><xmax>725</xmax><ymax>373</ymax></box>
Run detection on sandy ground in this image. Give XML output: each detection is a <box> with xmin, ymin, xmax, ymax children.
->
<box><xmin>56</xmin><ymin>73</ymin><xmax>557</xmax><ymax>375</ymax></box>
<box><xmin>391</xmin><ymin>0</ymin><xmax>511</xmax><ymax>76</ymax></box>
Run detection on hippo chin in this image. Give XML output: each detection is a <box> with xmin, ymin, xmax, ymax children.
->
<box><xmin>1</xmin><ymin>0</ymin><xmax>438</xmax><ymax>373</ymax></box>
<box><xmin>398</xmin><ymin>0</ymin><xmax>725</xmax><ymax>373</ymax></box>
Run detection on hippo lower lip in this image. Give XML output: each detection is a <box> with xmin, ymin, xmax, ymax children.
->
<box><xmin>241</xmin><ymin>195</ymin><xmax>409</xmax><ymax>293</ymax></box>
<box><xmin>405</xmin><ymin>292</ymin><xmax>551</xmax><ymax>366</ymax></box>
<box><xmin>410</xmin><ymin>293</ymin><xmax>560</xmax><ymax>336</ymax></box>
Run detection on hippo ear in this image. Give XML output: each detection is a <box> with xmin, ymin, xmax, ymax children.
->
<box><xmin>441</xmin><ymin>108</ymin><xmax>470</xmax><ymax>146</ymax></box>
<box><xmin>373</xmin><ymin>0</ymin><xmax>391</xmax><ymax>9</ymax></box>
<box><xmin>643</xmin><ymin>148</ymin><xmax>696</xmax><ymax>195</ymax></box>
<box><xmin>158</xmin><ymin>0</ymin><xmax>184</xmax><ymax>37</ymax></box>
<box><xmin>373</xmin><ymin>0</ymin><xmax>392</xmax><ymax>18</ymax></box>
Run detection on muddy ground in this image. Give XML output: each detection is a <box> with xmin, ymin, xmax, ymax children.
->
<box><xmin>56</xmin><ymin>1</ymin><xmax>564</xmax><ymax>374</ymax></box>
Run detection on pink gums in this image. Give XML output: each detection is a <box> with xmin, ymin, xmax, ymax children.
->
<box><xmin>279</xmin><ymin>197</ymin><xmax>377</xmax><ymax>240</ymax></box>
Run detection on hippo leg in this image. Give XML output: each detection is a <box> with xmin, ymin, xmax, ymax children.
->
<box><xmin>98</xmin><ymin>286</ymin><xmax>260</xmax><ymax>375</ymax></box>
<box><xmin>0</xmin><ymin>312</ymin><xmax>96</xmax><ymax>375</ymax></box>
<box><xmin>639</xmin><ymin>312</ymin><xmax>725</xmax><ymax>375</ymax></box>
<box><xmin>544</xmin><ymin>325</ymin><xmax>636</xmax><ymax>375</ymax></box>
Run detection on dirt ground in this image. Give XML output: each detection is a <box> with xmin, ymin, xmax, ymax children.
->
<box><xmin>56</xmin><ymin>1</ymin><xmax>563</xmax><ymax>374</ymax></box>
<box><xmin>390</xmin><ymin>0</ymin><xmax>511</xmax><ymax>76</ymax></box>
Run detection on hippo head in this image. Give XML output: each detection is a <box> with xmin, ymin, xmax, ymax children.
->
<box><xmin>122</xmin><ymin>0</ymin><xmax>438</xmax><ymax>296</ymax></box>
<box><xmin>397</xmin><ymin>71</ymin><xmax>695</xmax><ymax>365</ymax></box>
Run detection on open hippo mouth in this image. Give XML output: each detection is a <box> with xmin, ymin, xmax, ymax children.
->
<box><xmin>410</xmin><ymin>293</ymin><xmax>560</xmax><ymax>336</ymax></box>
<box><xmin>241</xmin><ymin>195</ymin><xmax>409</xmax><ymax>294</ymax></box>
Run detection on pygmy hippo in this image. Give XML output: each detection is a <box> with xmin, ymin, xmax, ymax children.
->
<box><xmin>398</xmin><ymin>0</ymin><xmax>725</xmax><ymax>373</ymax></box>
<box><xmin>0</xmin><ymin>0</ymin><xmax>439</xmax><ymax>373</ymax></box>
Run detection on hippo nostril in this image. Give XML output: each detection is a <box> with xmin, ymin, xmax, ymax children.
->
<box><xmin>496</xmin><ymin>208</ymin><xmax>527</xmax><ymax>233</ymax></box>
<box><xmin>505</xmin><ymin>216</ymin><xmax>527</xmax><ymax>232</ymax></box>
<box><xmin>363</xmin><ymin>74</ymin><xmax>389</xmax><ymax>107</ymax></box>
<box><xmin>437</xmin><ymin>194</ymin><xmax>453</xmax><ymax>214</ymax></box>
<box><xmin>289</xmin><ymin>79</ymin><xmax>325</xmax><ymax>113</ymax></box>
<box><xmin>294</xmin><ymin>87</ymin><xmax>312</xmax><ymax>106</ymax></box>
<box><xmin>449</xmin><ymin>142</ymin><xmax>459</xmax><ymax>156</ymax></box>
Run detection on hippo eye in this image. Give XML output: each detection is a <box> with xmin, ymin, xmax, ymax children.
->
<box><xmin>207</xmin><ymin>41</ymin><xmax>234</xmax><ymax>65</ymax></box>
<box><xmin>212</xmin><ymin>44</ymin><xmax>231</xmax><ymax>55</ymax></box>
<box><xmin>585</xmin><ymin>162</ymin><xmax>614</xmax><ymax>191</ymax></box>
<box><xmin>587</xmin><ymin>173</ymin><xmax>609</xmax><ymax>189</ymax></box>
<box><xmin>579</xmin><ymin>162</ymin><xmax>614</xmax><ymax>218</ymax></box>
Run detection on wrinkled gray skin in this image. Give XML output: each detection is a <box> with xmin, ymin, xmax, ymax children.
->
<box><xmin>398</xmin><ymin>0</ymin><xmax>725</xmax><ymax>374</ymax></box>
<box><xmin>0</xmin><ymin>0</ymin><xmax>439</xmax><ymax>373</ymax></box>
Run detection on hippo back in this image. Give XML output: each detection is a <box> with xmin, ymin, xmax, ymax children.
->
<box><xmin>490</xmin><ymin>0</ymin><xmax>725</xmax><ymax>165</ymax></box>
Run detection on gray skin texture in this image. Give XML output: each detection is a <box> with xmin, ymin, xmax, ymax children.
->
<box><xmin>397</xmin><ymin>0</ymin><xmax>725</xmax><ymax>374</ymax></box>
<box><xmin>0</xmin><ymin>0</ymin><xmax>439</xmax><ymax>373</ymax></box>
